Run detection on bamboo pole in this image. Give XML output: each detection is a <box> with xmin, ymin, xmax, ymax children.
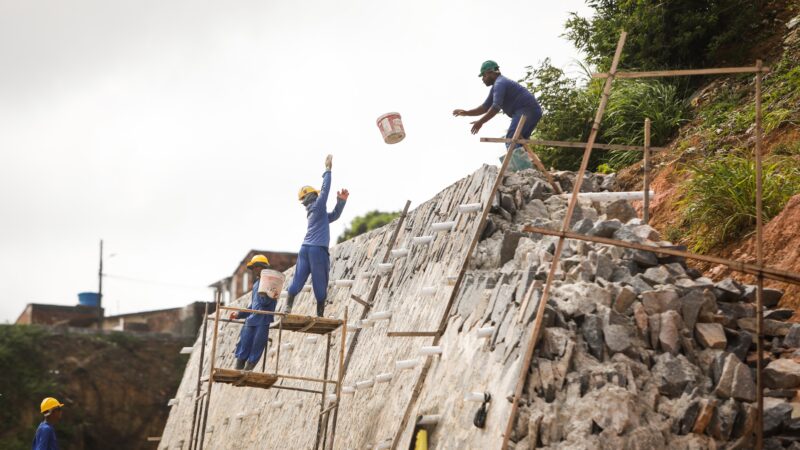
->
<box><xmin>315</xmin><ymin>333</ymin><xmax>332</xmax><ymax>450</ymax></box>
<box><xmin>501</xmin><ymin>31</ymin><xmax>628</xmax><ymax>450</ymax></box>
<box><xmin>643</xmin><ymin>118</ymin><xmax>651</xmax><ymax>224</ymax></box>
<box><xmin>523</xmin><ymin>144</ymin><xmax>562</xmax><ymax>193</ymax></box>
<box><xmin>386</xmin><ymin>331</ymin><xmax>439</xmax><ymax>337</ymax></box>
<box><xmin>520</xmin><ymin>225</ymin><xmax>800</xmax><ymax>286</ymax></box>
<box><xmin>188</xmin><ymin>302</ymin><xmax>209</xmax><ymax>450</ymax></box>
<box><xmin>391</xmin><ymin>117</ymin><xmax>529</xmax><ymax>450</ymax></box>
<box><xmin>755</xmin><ymin>59</ymin><xmax>765</xmax><ymax>450</ymax></box>
<box><xmin>199</xmin><ymin>291</ymin><xmax>222</xmax><ymax>450</ymax></box>
<box><xmin>481</xmin><ymin>137</ymin><xmax>667</xmax><ymax>152</ymax></box>
<box><xmin>275</xmin><ymin>320</ymin><xmax>283</xmax><ymax>375</ymax></box>
<box><xmin>592</xmin><ymin>65</ymin><xmax>770</xmax><ymax>79</ymax></box>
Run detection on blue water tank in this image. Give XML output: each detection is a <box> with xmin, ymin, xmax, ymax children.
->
<box><xmin>78</xmin><ymin>292</ymin><xmax>100</xmax><ymax>307</ymax></box>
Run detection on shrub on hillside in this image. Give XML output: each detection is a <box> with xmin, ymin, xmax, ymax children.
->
<box><xmin>679</xmin><ymin>153</ymin><xmax>800</xmax><ymax>252</ymax></box>
<box><xmin>337</xmin><ymin>210</ymin><xmax>400</xmax><ymax>243</ymax></box>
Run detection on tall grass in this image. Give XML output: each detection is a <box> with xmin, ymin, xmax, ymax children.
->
<box><xmin>679</xmin><ymin>154</ymin><xmax>800</xmax><ymax>252</ymax></box>
<box><xmin>602</xmin><ymin>80</ymin><xmax>687</xmax><ymax>170</ymax></box>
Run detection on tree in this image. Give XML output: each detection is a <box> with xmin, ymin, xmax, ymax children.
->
<box><xmin>337</xmin><ymin>210</ymin><xmax>400</xmax><ymax>243</ymax></box>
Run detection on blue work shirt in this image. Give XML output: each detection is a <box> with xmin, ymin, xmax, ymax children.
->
<box><xmin>302</xmin><ymin>171</ymin><xmax>346</xmax><ymax>247</ymax></box>
<box><xmin>481</xmin><ymin>75</ymin><xmax>541</xmax><ymax>117</ymax></box>
<box><xmin>237</xmin><ymin>280</ymin><xmax>277</xmax><ymax>327</ymax></box>
<box><xmin>32</xmin><ymin>421</ymin><xmax>59</xmax><ymax>450</ymax></box>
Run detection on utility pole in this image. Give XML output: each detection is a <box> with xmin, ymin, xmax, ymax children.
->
<box><xmin>98</xmin><ymin>239</ymin><xmax>104</xmax><ymax>330</ymax></box>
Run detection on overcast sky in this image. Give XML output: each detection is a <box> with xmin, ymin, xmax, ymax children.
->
<box><xmin>0</xmin><ymin>0</ymin><xmax>592</xmax><ymax>322</ymax></box>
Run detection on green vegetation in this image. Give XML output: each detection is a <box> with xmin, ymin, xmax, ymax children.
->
<box><xmin>520</xmin><ymin>61</ymin><xmax>686</xmax><ymax>171</ymax></box>
<box><xmin>563</xmin><ymin>0</ymin><xmax>763</xmax><ymax>72</ymax></box>
<box><xmin>0</xmin><ymin>326</ymin><xmax>58</xmax><ymax>450</ymax></box>
<box><xmin>679</xmin><ymin>154</ymin><xmax>800</xmax><ymax>252</ymax></box>
<box><xmin>337</xmin><ymin>210</ymin><xmax>401</xmax><ymax>243</ymax></box>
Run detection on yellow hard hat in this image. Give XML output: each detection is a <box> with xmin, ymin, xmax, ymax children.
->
<box><xmin>247</xmin><ymin>254</ymin><xmax>270</xmax><ymax>268</ymax></box>
<box><xmin>40</xmin><ymin>397</ymin><xmax>64</xmax><ymax>414</ymax></box>
<box><xmin>298</xmin><ymin>185</ymin><xmax>319</xmax><ymax>201</ymax></box>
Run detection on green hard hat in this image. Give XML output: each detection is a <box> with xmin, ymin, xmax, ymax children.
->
<box><xmin>479</xmin><ymin>60</ymin><xmax>499</xmax><ymax>77</ymax></box>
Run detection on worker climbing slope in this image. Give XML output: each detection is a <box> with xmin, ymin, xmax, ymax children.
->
<box><xmin>231</xmin><ymin>255</ymin><xmax>276</xmax><ymax>371</ymax></box>
<box><xmin>32</xmin><ymin>397</ymin><xmax>63</xmax><ymax>450</ymax></box>
<box><xmin>284</xmin><ymin>154</ymin><xmax>348</xmax><ymax>317</ymax></box>
<box><xmin>453</xmin><ymin>60</ymin><xmax>543</xmax><ymax>171</ymax></box>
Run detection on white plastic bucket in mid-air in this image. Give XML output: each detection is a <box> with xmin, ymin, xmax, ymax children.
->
<box><xmin>376</xmin><ymin>112</ymin><xmax>406</xmax><ymax>144</ymax></box>
<box><xmin>258</xmin><ymin>269</ymin><xmax>285</xmax><ymax>298</ymax></box>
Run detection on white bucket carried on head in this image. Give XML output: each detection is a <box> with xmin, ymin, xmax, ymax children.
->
<box><xmin>376</xmin><ymin>112</ymin><xmax>406</xmax><ymax>144</ymax></box>
<box><xmin>258</xmin><ymin>269</ymin><xmax>286</xmax><ymax>298</ymax></box>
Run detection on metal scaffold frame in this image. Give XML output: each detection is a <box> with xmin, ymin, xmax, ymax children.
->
<box><xmin>188</xmin><ymin>293</ymin><xmax>348</xmax><ymax>450</ymax></box>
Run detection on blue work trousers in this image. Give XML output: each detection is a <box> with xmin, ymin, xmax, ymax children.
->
<box><xmin>506</xmin><ymin>106</ymin><xmax>542</xmax><ymax>149</ymax></box>
<box><xmin>235</xmin><ymin>324</ymin><xmax>270</xmax><ymax>364</ymax></box>
<box><xmin>287</xmin><ymin>245</ymin><xmax>330</xmax><ymax>304</ymax></box>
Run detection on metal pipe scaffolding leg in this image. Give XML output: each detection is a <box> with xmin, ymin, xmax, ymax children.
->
<box><xmin>326</xmin><ymin>308</ymin><xmax>348</xmax><ymax>450</ymax></box>
<box><xmin>188</xmin><ymin>302</ymin><xmax>209</xmax><ymax>450</ymax></box>
<box><xmin>315</xmin><ymin>333</ymin><xmax>332</xmax><ymax>450</ymax></box>
<box><xmin>199</xmin><ymin>291</ymin><xmax>222</xmax><ymax>450</ymax></box>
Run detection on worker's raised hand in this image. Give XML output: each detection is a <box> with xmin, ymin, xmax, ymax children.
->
<box><xmin>470</xmin><ymin>120</ymin><xmax>484</xmax><ymax>135</ymax></box>
<box><xmin>337</xmin><ymin>189</ymin><xmax>349</xmax><ymax>201</ymax></box>
<box><xmin>325</xmin><ymin>154</ymin><xmax>333</xmax><ymax>171</ymax></box>
<box><xmin>229</xmin><ymin>311</ymin><xmax>238</xmax><ymax>320</ymax></box>
<box><xmin>453</xmin><ymin>109</ymin><xmax>467</xmax><ymax>117</ymax></box>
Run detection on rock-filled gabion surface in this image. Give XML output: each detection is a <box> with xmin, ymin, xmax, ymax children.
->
<box><xmin>476</xmin><ymin>168</ymin><xmax>799</xmax><ymax>450</ymax></box>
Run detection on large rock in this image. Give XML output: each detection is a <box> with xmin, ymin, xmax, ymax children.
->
<box><xmin>641</xmin><ymin>289</ymin><xmax>680</xmax><ymax>315</ymax></box>
<box><xmin>499</xmin><ymin>231</ymin><xmax>525</xmax><ymax>266</ymax></box>
<box><xmin>714</xmin><ymin>353</ymin><xmax>756</xmax><ymax>402</ymax></box>
<box><xmin>605</xmin><ymin>199</ymin><xmax>638</xmax><ymax>223</ymax></box>
<box><xmin>725</xmin><ymin>329</ymin><xmax>753</xmax><ymax>362</ymax></box>
<box><xmin>695</xmin><ymin>323</ymin><xmax>727</xmax><ymax>350</ymax></box>
<box><xmin>631</xmin><ymin>249</ymin><xmax>659</xmax><ymax>268</ymax></box>
<box><xmin>764</xmin><ymin>359</ymin><xmax>800</xmax><ymax>389</ymax></box>
<box><xmin>763</xmin><ymin>398</ymin><xmax>793</xmax><ymax>435</ymax></box>
<box><xmin>784</xmin><ymin>324</ymin><xmax>800</xmax><ymax>348</ymax></box>
<box><xmin>652</xmin><ymin>353</ymin><xmax>703</xmax><ymax>398</ymax></box>
<box><xmin>659</xmin><ymin>311</ymin><xmax>683</xmax><ymax>355</ymax></box>
<box><xmin>581</xmin><ymin>314</ymin><xmax>605</xmax><ymax>361</ymax></box>
<box><xmin>679</xmin><ymin>289</ymin><xmax>717</xmax><ymax>330</ymax></box>
<box><xmin>641</xmin><ymin>266</ymin><xmax>675</xmax><ymax>286</ymax></box>
<box><xmin>707</xmin><ymin>398</ymin><xmax>739</xmax><ymax>441</ymax></box>
<box><xmin>594</xmin><ymin>253</ymin><xmax>614</xmax><ymax>282</ymax></box>
<box><xmin>588</xmin><ymin>219</ymin><xmax>622</xmax><ymax>238</ymax></box>
<box><xmin>604</xmin><ymin>323</ymin><xmax>633</xmax><ymax>354</ymax></box>
<box><xmin>714</xmin><ymin>278</ymin><xmax>744</xmax><ymax>302</ymax></box>
<box><xmin>613</xmin><ymin>286</ymin><xmax>637</xmax><ymax>315</ymax></box>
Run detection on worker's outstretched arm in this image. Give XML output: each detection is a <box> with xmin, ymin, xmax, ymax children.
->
<box><xmin>452</xmin><ymin>104</ymin><xmax>488</xmax><ymax>117</ymax></box>
<box><xmin>470</xmin><ymin>107</ymin><xmax>500</xmax><ymax>134</ymax></box>
<box><xmin>328</xmin><ymin>189</ymin><xmax>348</xmax><ymax>222</ymax></box>
<box><xmin>316</xmin><ymin>155</ymin><xmax>333</xmax><ymax>210</ymax></box>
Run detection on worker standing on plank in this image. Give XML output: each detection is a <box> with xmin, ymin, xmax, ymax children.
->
<box><xmin>453</xmin><ymin>60</ymin><xmax>543</xmax><ymax>171</ymax></box>
<box><xmin>231</xmin><ymin>255</ymin><xmax>276</xmax><ymax>371</ymax></box>
<box><xmin>32</xmin><ymin>397</ymin><xmax>63</xmax><ymax>450</ymax></box>
<box><xmin>284</xmin><ymin>154</ymin><xmax>348</xmax><ymax>317</ymax></box>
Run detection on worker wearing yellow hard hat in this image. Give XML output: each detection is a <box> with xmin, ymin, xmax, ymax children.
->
<box><xmin>33</xmin><ymin>397</ymin><xmax>63</xmax><ymax>450</ymax></box>
<box><xmin>230</xmin><ymin>254</ymin><xmax>277</xmax><ymax>371</ymax></box>
<box><xmin>284</xmin><ymin>154</ymin><xmax>349</xmax><ymax>317</ymax></box>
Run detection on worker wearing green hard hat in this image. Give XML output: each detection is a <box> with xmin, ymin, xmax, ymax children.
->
<box><xmin>454</xmin><ymin>60</ymin><xmax>543</xmax><ymax>171</ymax></box>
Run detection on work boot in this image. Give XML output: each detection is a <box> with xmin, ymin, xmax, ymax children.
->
<box><xmin>244</xmin><ymin>361</ymin><xmax>257</xmax><ymax>371</ymax></box>
<box><xmin>235</xmin><ymin>358</ymin><xmax>246</xmax><ymax>371</ymax></box>
<box><xmin>316</xmin><ymin>302</ymin><xmax>325</xmax><ymax>318</ymax></box>
<box><xmin>283</xmin><ymin>295</ymin><xmax>295</xmax><ymax>314</ymax></box>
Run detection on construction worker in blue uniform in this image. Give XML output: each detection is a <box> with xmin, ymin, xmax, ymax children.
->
<box><xmin>231</xmin><ymin>255</ymin><xmax>277</xmax><ymax>371</ymax></box>
<box><xmin>453</xmin><ymin>60</ymin><xmax>543</xmax><ymax>171</ymax></box>
<box><xmin>284</xmin><ymin>154</ymin><xmax>348</xmax><ymax>317</ymax></box>
<box><xmin>32</xmin><ymin>397</ymin><xmax>63</xmax><ymax>450</ymax></box>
